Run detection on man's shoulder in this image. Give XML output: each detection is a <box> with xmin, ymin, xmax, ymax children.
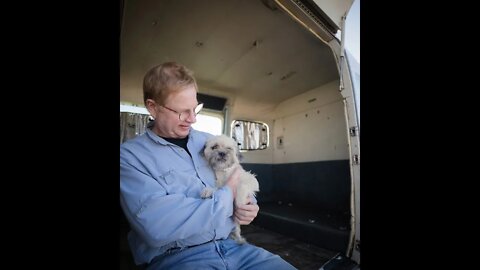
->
<box><xmin>120</xmin><ymin>133</ymin><xmax>148</xmax><ymax>152</ymax></box>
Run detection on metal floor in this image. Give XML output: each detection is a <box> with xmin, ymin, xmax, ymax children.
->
<box><xmin>120</xmin><ymin>223</ymin><xmax>344</xmax><ymax>270</ymax></box>
<box><xmin>242</xmin><ymin>224</ymin><xmax>338</xmax><ymax>270</ymax></box>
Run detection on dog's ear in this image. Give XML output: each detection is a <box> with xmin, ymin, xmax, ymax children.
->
<box><xmin>235</xmin><ymin>142</ymin><xmax>243</xmax><ymax>161</ymax></box>
<box><xmin>200</xmin><ymin>140</ymin><xmax>208</xmax><ymax>157</ymax></box>
<box><xmin>231</xmin><ymin>136</ymin><xmax>244</xmax><ymax>161</ymax></box>
<box><xmin>237</xmin><ymin>150</ymin><xmax>244</xmax><ymax>161</ymax></box>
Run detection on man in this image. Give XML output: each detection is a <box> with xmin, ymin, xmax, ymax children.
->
<box><xmin>120</xmin><ymin>62</ymin><xmax>296</xmax><ymax>269</ymax></box>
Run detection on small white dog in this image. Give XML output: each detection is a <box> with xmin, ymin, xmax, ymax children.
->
<box><xmin>201</xmin><ymin>135</ymin><xmax>260</xmax><ymax>244</ymax></box>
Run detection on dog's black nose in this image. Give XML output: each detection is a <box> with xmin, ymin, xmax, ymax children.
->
<box><xmin>218</xmin><ymin>152</ymin><xmax>226</xmax><ymax>157</ymax></box>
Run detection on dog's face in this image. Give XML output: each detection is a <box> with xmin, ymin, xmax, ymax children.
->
<box><xmin>204</xmin><ymin>135</ymin><xmax>240</xmax><ymax>170</ymax></box>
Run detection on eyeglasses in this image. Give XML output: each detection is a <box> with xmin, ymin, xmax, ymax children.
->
<box><xmin>160</xmin><ymin>103</ymin><xmax>204</xmax><ymax>121</ymax></box>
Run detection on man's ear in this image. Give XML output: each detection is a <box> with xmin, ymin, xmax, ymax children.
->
<box><xmin>145</xmin><ymin>99</ymin><xmax>157</xmax><ymax>117</ymax></box>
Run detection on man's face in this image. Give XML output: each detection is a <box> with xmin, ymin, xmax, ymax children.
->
<box><xmin>151</xmin><ymin>84</ymin><xmax>198</xmax><ymax>139</ymax></box>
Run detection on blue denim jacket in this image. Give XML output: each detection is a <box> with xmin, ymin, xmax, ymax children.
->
<box><xmin>120</xmin><ymin>127</ymin><xmax>235</xmax><ymax>265</ymax></box>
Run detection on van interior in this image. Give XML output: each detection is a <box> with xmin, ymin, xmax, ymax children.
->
<box><xmin>120</xmin><ymin>0</ymin><xmax>360</xmax><ymax>269</ymax></box>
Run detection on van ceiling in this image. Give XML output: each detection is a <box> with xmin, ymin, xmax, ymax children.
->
<box><xmin>120</xmin><ymin>0</ymin><xmax>339</xmax><ymax>119</ymax></box>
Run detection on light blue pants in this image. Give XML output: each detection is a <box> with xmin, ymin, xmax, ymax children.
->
<box><xmin>146</xmin><ymin>238</ymin><xmax>297</xmax><ymax>270</ymax></box>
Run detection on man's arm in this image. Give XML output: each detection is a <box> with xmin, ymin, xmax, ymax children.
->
<box><xmin>120</xmin><ymin>160</ymin><xmax>234</xmax><ymax>248</ymax></box>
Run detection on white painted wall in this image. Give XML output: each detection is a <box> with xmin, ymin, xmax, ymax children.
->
<box><xmin>240</xmin><ymin>80</ymin><xmax>349</xmax><ymax>164</ymax></box>
<box><xmin>272</xmin><ymin>80</ymin><xmax>349</xmax><ymax>163</ymax></box>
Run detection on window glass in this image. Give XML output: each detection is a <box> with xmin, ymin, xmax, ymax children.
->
<box><xmin>231</xmin><ymin>120</ymin><xmax>269</xmax><ymax>151</ymax></box>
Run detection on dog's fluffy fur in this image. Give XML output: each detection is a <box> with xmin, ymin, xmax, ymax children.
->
<box><xmin>201</xmin><ymin>135</ymin><xmax>259</xmax><ymax>244</ymax></box>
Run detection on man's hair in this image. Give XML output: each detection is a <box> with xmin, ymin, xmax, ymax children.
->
<box><xmin>143</xmin><ymin>62</ymin><xmax>198</xmax><ymax>106</ymax></box>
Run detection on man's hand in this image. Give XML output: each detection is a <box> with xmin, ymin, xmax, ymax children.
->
<box><xmin>234</xmin><ymin>196</ymin><xmax>259</xmax><ymax>225</ymax></box>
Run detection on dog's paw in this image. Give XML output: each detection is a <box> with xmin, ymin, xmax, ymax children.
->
<box><xmin>200</xmin><ymin>187</ymin><xmax>215</xmax><ymax>199</ymax></box>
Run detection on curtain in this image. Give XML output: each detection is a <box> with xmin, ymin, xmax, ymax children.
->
<box><xmin>120</xmin><ymin>112</ymin><xmax>151</xmax><ymax>144</ymax></box>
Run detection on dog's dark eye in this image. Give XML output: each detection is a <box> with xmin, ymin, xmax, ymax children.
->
<box><xmin>226</xmin><ymin>147</ymin><xmax>233</xmax><ymax>151</ymax></box>
<box><xmin>211</xmin><ymin>145</ymin><xmax>218</xmax><ymax>150</ymax></box>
